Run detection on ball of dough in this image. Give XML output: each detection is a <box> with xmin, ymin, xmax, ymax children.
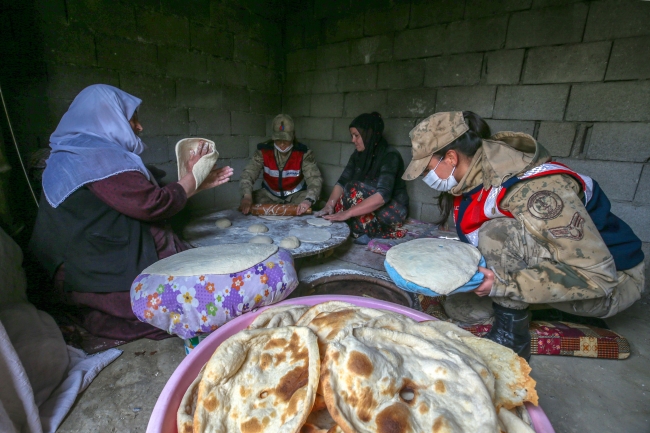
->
<box><xmin>248</xmin><ymin>223</ymin><xmax>269</xmax><ymax>233</ymax></box>
<box><xmin>215</xmin><ymin>218</ymin><xmax>232</xmax><ymax>228</ymax></box>
<box><xmin>249</xmin><ymin>235</ymin><xmax>273</xmax><ymax>244</ymax></box>
<box><xmin>279</xmin><ymin>236</ymin><xmax>300</xmax><ymax>249</ymax></box>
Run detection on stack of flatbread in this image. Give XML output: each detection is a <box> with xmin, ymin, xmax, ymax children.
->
<box><xmin>178</xmin><ymin>301</ymin><xmax>539</xmax><ymax>433</ymax></box>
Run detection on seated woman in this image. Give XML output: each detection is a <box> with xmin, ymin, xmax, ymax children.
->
<box><xmin>316</xmin><ymin>112</ymin><xmax>409</xmax><ymax>244</ymax></box>
<box><xmin>402</xmin><ymin>111</ymin><xmax>645</xmax><ymax>359</ymax></box>
<box><xmin>239</xmin><ymin>114</ymin><xmax>322</xmax><ymax>216</ymax></box>
<box><xmin>29</xmin><ymin>84</ymin><xmax>233</xmax><ymax>344</ymax></box>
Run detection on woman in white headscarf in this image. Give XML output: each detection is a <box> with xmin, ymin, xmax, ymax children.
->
<box><xmin>29</xmin><ymin>84</ymin><xmax>233</xmax><ymax>344</ymax></box>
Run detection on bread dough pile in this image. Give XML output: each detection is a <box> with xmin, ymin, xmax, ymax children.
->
<box><xmin>279</xmin><ymin>236</ymin><xmax>300</xmax><ymax>249</ymax></box>
<box><xmin>247</xmin><ymin>223</ymin><xmax>269</xmax><ymax>233</ymax></box>
<box><xmin>214</xmin><ymin>218</ymin><xmax>231</xmax><ymax>228</ymax></box>
<box><xmin>175</xmin><ymin>138</ymin><xmax>218</xmax><ymax>191</ymax></box>
<box><xmin>249</xmin><ymin>235</ymin><xmax>273</xmax><ymax>244</ymax></box>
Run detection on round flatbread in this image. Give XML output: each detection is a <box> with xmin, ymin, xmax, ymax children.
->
<box><xmin>194</xmin><ymin>327</ymin><xmax>320</xmax><ymax>433</ymax></box>
<box><xmin>177</xmin><ymin>364</ymin><xmax>205</xmax><ymax>433</ymax></box>
<box><xmin>386</xmin><ymin>238</ymin><xmax>482</xmax><ymax>294</ymax></box>
<box><xmin>259</xmin><ymin>215</ymin><xmax>294</xmax><ymax>221</ymax></box>
<box><xmin>288</xmin><ymin>227</ymin><xmax>332</xmax><ymax>243</ymax></box>
<box><xmin>247</xmin><ymin>305</ymin><xmax>310</xmax><ymax>330</ymax></box>
<box><xmin>306</xmin><ymin>218</ymin><xmax>332</xmax><ymax>227</ymax></box>
<box><xmin>248</xmin><ymin>223</ymin><xmax>269</xmax><ymax>233</ymax></box>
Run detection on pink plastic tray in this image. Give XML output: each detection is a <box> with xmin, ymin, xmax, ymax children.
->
<box><xmin>147</xmin><ymin>295</ymin><xmax>555</xmax><ymax>433</ymax></box>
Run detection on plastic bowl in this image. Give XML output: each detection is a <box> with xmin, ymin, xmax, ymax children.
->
<box><xmin>146</xmin><ymin>295</ymin><xmax>555</xmax><ymax>433</ymax></box>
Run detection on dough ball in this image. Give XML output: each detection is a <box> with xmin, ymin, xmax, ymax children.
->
<box><xmin>215</xmin><ymin>218</ymin><xmax>232</xmax><ymax>228</ymax></box>
<box><xmin>248</xmin><ymin>223</ymin><xmax>269</xmax><ymax>233</ymax></box>
<box><xmin>279</xmin><ymin>236</ymin><xmax>300</xmax><ymax>249</ymax></box>
<box><xmin>249</xmin><ymin>235</ymin><xmax>273</xmax><ymax>244</ymax></box>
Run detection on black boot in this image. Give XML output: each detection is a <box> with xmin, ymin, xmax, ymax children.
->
<box><xmin>485</xmin><ymin>303</ymin><xmax>531</xmax><ymax>361</ymax></box>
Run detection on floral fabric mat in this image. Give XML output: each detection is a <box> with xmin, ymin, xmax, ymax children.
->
<box><xmin>418</xmin><ymin>295</ymin><xmax>630</xmax><ymax>360</ymax></box>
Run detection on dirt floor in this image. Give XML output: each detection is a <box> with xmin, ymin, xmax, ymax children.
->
<box><xmin>57</xmin><ymin>243</ymin><xmax>650</xmax><ymax>433</ymax></box>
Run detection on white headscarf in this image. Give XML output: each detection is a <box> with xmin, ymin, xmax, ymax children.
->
<box><xmin>42</xmin><ymin>84</ymin><xmax>150</xmax><ymax>208</ymax></box>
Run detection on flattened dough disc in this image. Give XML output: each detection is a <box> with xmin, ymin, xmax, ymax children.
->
<box><xmin>288</xmin><ymin>227</ymin><xmax>332</xmax><ymax>243</ymax></box>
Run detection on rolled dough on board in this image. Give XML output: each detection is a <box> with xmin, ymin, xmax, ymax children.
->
<box><xmin>248</xmin><ymin>223</ymin><xmax>269</xmax><ymax>233</ymax></box>
<box><xmin>306</xmin><ymin>218</ymin><xmax>332</xmax><ymax>227</ymax></box>
<box><xmin>249</xmin><ymin>235</ymin><xmax>273</xmax><ymax>244</ymax></box>
<box><xmin>288</xmin><ymin>227</ymin><xmax>332</xmax><ymax>243</ymax></box>
<box><xmin>258</xmin><ymin>215</ymin><xmax>294</xmax><ymax>221</ymax></box>
<box><xmin>385</xmin><ymin>238</ymin><xmax>481</xmax><ymax>295</ymax></box>
<box><xmin>175</xmin><ymin>138</ymin><xmax>219</xmax><ymax>190</ymax></box>
<box><xmin>142</xmin><ymin>244</ymin><xmax>278</xmax><ymax>276</ymax></box>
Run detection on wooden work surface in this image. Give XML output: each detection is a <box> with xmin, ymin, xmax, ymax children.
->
<box><xmin>182</xmin><ymin>208</ymin><xmax>350</xmax><ymax>258</ymax></box>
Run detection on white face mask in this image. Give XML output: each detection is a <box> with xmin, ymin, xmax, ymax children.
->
<box><xmin>274</xmin><ymin>143</ymin><xmax>293</xmax><ymax>153</ymax></box>
<box><xmin>422</xmin><ymin>158</ymin><xmax>458</xmax><ymax>191</ymax></box>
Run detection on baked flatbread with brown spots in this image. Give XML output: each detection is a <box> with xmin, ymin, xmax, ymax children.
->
<box><xmin>194</xmin><ymin>327</ymin><xmax>320</xmax><ymax>433</ymax></box>
<box><xmin>176</xmin><ymin>364</ymin><xmax>205</xmax><ymax>433</ymax></box>
<box><xmin>321</xmin><ymin>327</ymin><xmax>499</xmax><ymax>433</ymax></box>
<box><xmin>247</xmin><ymin>304</ymin><xmax>310</xmax><ymax>330</ymax></box>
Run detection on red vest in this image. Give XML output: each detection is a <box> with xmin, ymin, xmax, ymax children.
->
<box><xmin>261</xmin><ymin>146</ymin><xmax>306</xmax><ymax>197</ymax></box>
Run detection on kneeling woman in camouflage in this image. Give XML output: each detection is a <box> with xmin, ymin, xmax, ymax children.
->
<box><xmin>403</xmin><ymin>111</ymin><xmax>645</xmax><ymax>360</ymax></box>
<box><xmin>239</xmin><ymin>114</ymin><xmax>322</xmax><ymax>215</ymax></box>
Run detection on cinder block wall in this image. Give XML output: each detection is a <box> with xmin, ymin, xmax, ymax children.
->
<box><xmin>0</xmin><ymin>0</ymin><xmax>284</xmax><ymax>212</ymax></box>
<box><xmin>283</xmin><ymin>0</ymin><xmax>650</xmax><ymax>276</ymax></box>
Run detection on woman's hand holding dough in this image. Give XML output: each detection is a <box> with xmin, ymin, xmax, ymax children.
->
<box><xmin>239</xmin><ymin>195</ymin><xmax>253</xmax><ymax>214</ymax></box>
<box><xmin>323</xmin><ymin>209</ymin><xmax>350</xmax><ymax>222</ymax></box>
<box><xmin>314</xmin><ymin>204</ymin><xmax>334</xmax><ymax>217</ymax></box>
<box><xmin>473</xmin><ymin>266</ymin><xmax>494</xmax><ymax>297</ymax></box>
<box><xmin>185</xmin><ymin>141</ymin><xmax>210</xmax><ymax>174</ymax></box>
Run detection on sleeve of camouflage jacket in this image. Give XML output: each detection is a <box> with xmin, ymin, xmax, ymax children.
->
<box><xmin>301</xmin><ymin>150</ymin><xmax>323</xmax><ymax>202</ymax></box>
<box><xmin>496</xmin><ymin>174</ymin><xmax>619</xmax><ymax>303</ymax></box>
<box><xmin>239</xmin><ymin>150</ymin><xmax>264</xmax><ymax>197</ymax></box>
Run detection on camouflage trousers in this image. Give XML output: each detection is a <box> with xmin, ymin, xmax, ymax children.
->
<box><xmin>252</xmin><ymin>188</ymin><xmax>309</xmax><ymax>205</ymax></box>
<box><xmin>443</xmin><ymin>218</ymin><xmax>645</xmax><ymax>325</ymax></box>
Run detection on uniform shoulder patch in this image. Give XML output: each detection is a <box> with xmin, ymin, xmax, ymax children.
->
<box><xmin>527</xmin><ymin>190</ymin><xmax>564</xmax><ymax>220</ymax></box>
<box><xmin>548</xmin><ymin>212</ymin><xmax>585</xmax><ymax>240</ymax></box>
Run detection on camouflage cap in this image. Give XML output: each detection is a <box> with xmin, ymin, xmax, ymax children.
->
<box><xmin>402</xmin><ymin>112</ymin><xmax>469</xmax><ymax>181</ymax></box>
<box><xmin>271</xmin><ymin>114</ymin><xmax>295</xmax><ymax>141</ymax></box>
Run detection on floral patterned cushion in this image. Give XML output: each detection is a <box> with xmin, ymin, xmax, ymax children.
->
<box><xmin>130</xmin><ymin>248</ymin><xmax>298</xmax><ymax>339</ymax></box>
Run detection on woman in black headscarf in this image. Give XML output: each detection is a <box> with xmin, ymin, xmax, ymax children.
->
<box><xmin>315</xmin><ymin>112</ymin><xmax>409</xmax><ymax>244</ymax></box>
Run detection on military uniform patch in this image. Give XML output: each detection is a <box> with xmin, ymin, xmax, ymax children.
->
<box><xmin>549</xmin><ymin>212</ymin><xmax>585</xmax><ymax>240</ymax></box>
<box><xmin>527</xmin><ymin>190</ymin><xmax>564</xmax><ymax>220</ymax></box>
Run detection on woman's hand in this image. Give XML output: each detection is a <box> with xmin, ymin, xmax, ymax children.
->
<box><xmin>185</xmin><ymin>141</ymin><xmax>211</xmax><ymax>174</ymax></box>
<box><xmin>314</xmin><ymin>204</ymin><xmax>335</xmax><ymax>217</ymax></box>
<box><xmin>474</xmin><ymin>266</ymin><xmax>494</xmax><ymax>297</ymax></box>
<box><xmin>239</xmin><ymin>195</ymin><xmax>253</xmax><ymax>214</ymax></box>
<box><xmin>323</xmin><ymin>210</ymin><xmax>350</xmax><ymax>222</ymax></box>
<box><xmin>296</xmin><ymin>200</ymin><xmax>311</xmax><ymax>215</ymax></box>
<box><xmin>196</xmin><ymin>166</ymin><xmax>233</xmax><ymax>192</ymax></box>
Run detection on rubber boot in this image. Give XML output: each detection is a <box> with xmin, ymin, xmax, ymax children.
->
<box><xmin>484</xmin><ymin>302</ymin><xmax>531</xmax><ymax>361</ymax></box>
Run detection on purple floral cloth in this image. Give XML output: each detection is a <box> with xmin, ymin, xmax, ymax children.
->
<box><xmin>130</xmin><ymin>248</ymin><xmax>297</xmax><ymax>339</ymax></box>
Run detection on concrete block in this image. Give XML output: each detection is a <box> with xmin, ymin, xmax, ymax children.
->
<box><xmin>410</xmin><ymin>0</ymin><xmax>464</xmax><ymax>28</ymax></box>
<box><xmin>119</xmin><ymin>72</ymin><xmax>175</xmax><ymax>107</ymax></box>
<box><xmin>234</xmin><ymin>36</ymin><xmax>268</xmax><ymax>67</ymax></box>
<box><xmin>136</xmin><ymin>9</ymin><xmax>189</xmax><ymax>47</ymax></box>
<box><xmin>41</xmin><ymin>24</ymin><xmax>95</xmax><ymax>66</ymax></box>
<box><xmin>588</xmin><ymin>123</ymin><xmax>650</xmax><ymax>163</ymax></box>
<box><xmin>210</xmin><ymin>1</ymin><xmax>250</xmax><ymax>35</ymax></box>
<box><xmin>584</xmin><ymin>0</ymin><xmax>650</xmax><ymax>41</ymax></box>
<box><xmin>424</xmin><ymin>54</ymin><xmax>483</xmax><ymax>88</ymax></box>
<box><xmin>138</xmin><ymin>106</ymin><xmax>188</xmax><ymax>136</ymax></box>
<box><xmin>218</xmin><ymin>158</ymin><xmax>249</xmax><ymax>182</ymax></box>
<box><xmin>485</xmin><ymin>49</ymin><xmax>525</xmax><ymax>85</ymax></box>
<box><xmin>222</xmin><ymin>86</ymin><xmax>250</xmax><ymax>112</ymax></box>
<box><xmin>350</xmin><ymin>35</ymin><xmax>394</xmax><ymax>65</ymax></box>
<box><xmin>532</xmin><ymin>0</ymin><xmax>583</xmax><ymax>7</ymax></box>
<box><xmin>214</xmin><ymin>181</ymin><xmax>243</xmax><ymax>210</ymax></box>
<box><xmin>189</xmin><ymin>109</ymin><xmax>230</xmax><ymax>136</ymax></box>
<box><xmin>606</xmin><ymin>36</ymin><xmax>650</xmax><ymax>81</ymax></box>
<box><xmin>231</xmin><ymin>112</ymin><xmax>266</xmax><ymax>136</ymax></box>
<box><xmin>464</xmin><ymin>0</ymin><xmax>532</xmax><ymax>19</ymax></box>
<box><xmin>246</xmin><ymin>65</ymin><xmax>281</xmax><ymax>93</ymax></box>
<box><xmin>406</xmin><ymin>178</ymin><xmax>439</xmax><ymax>205</ymax></box>
<box><xmin>68</xmin><ymin>0</ymin><xmax>136</xmax><ymax>38</ymax></box>
<box><xmin>555</xmin><ymin>158</ymin><xmax>642</xmax><ymax>202</ymax></box>
<box><xmin>294</xmin><ymin>117</ymin><xmax>334</xmax><ymax>140</ymax></box>
<box><xmin>248</xmin><ymin>14</ymin><xmax>282</xmax><ymax>47</ymax></box>
<box><xmin>395</xmin><ymin>146</ymin><xmax>412</xmax><ymax>167</ymax></box>
<box><xmin>537</xmin><ymin>122</ymin><xmax>577</xmax><ymax>157</ymax></box>
<box><xmin>312</xmin><ymin>69</ymin><xmax>339</xmax><ymax>94</ymax></box>
<box><xmin>383</xmin><ymin>118</ymin><xmax>419</xmax><ymax>147</ymax></box>
<box><xmin>385</xmin><ymin>88</ymin><xmax>437</xmax><ymax>118</ymax></box>
<box><xmin>160</xmin><ymin>0</ymin><xmax>210</xmax><ymax>25</ymax></box>
<box><xmin>268</xmin><ymin>45</ymin><xmax>284</xmax><ymax>71</ymax></box>
<box><xmin>215</xmin><ymin>135</ymin><xmax>250</xmax><ymax>159</ymax></box>
<box><xmin>176</xmin><ymin>80</ymin><xmax>221</xmax><ymax>108</ymax></box>
<box><xmin>46</xmin><ymin>64</ymin><xmax>119</xmax><ymax>100</ymax></box>
<box><xmin>319</xmin><ymin>163</ymin><xmax>345</xmax><ymax>187</ymax></box>
<box><xmin>608</xmin><ymin>201</ymin><xmax>650</xmax><ymax>243</ymax></box>
<box><xmin>314</xmin><ymin>0</ymin><xmax>351</xmax><ymax>19</ymax></box>
<box><xmin>317</xmin><ymin>42</ymin><xmax>350</xmax><ymax>70</ymax></box>
<box><xmin>634</xmin><ymin>165</ymin><xmax>650</xmax><ymax>204</ymax></box>
<box><xmin>523</xmin><ymin>42</ymin><xmax>611</xmax><ymax>84</ymax></box>
<box><xmin>285</xmin><ymin>20</ymin><xmax>304</xmax><ymax>51</ymax></box>
<box><xmin>207</xmin><ymin>58</ymin><xmax>247</xmax><ymax>87</ymax></box>
<box><xmin>436</xmin><ymin>86</ymin><xmax>497</xmax><ymax>119</ymax></box>
<box><xmin>338</xmin><ymin>65</ymin><xmax>378</xmax><ymax>92</ymax></box>
<box><xmin>394</xmin><ymin>26</ymin><xmax>446</xmax><ymax>60</ymax></box>
<box><xmin>96</xmin><ymin>37</ymin><xmax>159</xmax><ymax>75</ymax></box>
<box><xmin>364</xmin><ymin>4</ymin><xmax>409</xmax><ymax>36</ymax></box>
<box><xmin>334</xmin><ymin>118</ymin><xmax>356</xmax><ymax>142</ymax></box>
<box><xmin>487</xmin><ymin>120</ymin><xmax>536</xmax><ymax>136</ymax></box>
<box><xmin>311</xmin><ymin>94</ymin><xmax>345</xmax><ymax>118</ymax></box>
<box><xmin>139</xmin><ymin>136</ymin><xmax>169</xmax><ymax>165</ymax></box>
<box><xmin>187</xmin><ymin>188</ymin><xmax>216</xmax><ymax>211</ymax></box>
<box><xmin>506</xmin><ymin>3</ymin><xmax>589</xmax><ymax>48</ymax></box>
<box><xmin>159</xmin><ymin>47</ymin><xmax>208</xmax><ymax>81</ymax></box>
<box><xmin>250</xmin><ymin>92</ymin><xmax>281</xmax><ymax>116</ymax></box>
<box><xmin>284</xmin><ymin>95</ymin><xmax>311</xmax><ymax>117</ymax></box>
<box><xmin>34</xmin><ymin>0</ymin><xmax>68</xmax><ymax>23</ymax></box>
<box><xmin>340</xmin><ymin>143</ymin><xmax>356</xmax><ymax>165</ymax></box>
<box><xmin>324</xmin><ymin>14</ymin><xmax>364</xmax><ymax>44</ymax></box>
<box><xmin>343</xmin><ymin>91</ymin><xmax>387</xmax><ymax>117</ymax></box>
<box><xmin>249</xmin><ymin>136</ymin><xmax>267</xmax><ymax>157</ymax></box>
<box><xmin>285</xmin><ymin>72</ymin><xmax>315</xmax><ymax>95</ymax></box>
<box><xmin>190</xmin><ymin>23</ymin><xmax>233</xmax><ymax>58</ymax></box>
<box><xmin>494</xmin><ymin>85</ymin><xmax>569</xmax><ymax>121</ymax></box>
<box><xmin>307</xmin><ymin>140</ymin><xmax>342</xmax><ymax>166</ymax></box>
<box><xmin>286</xmin><ymin>49</ymin><xmax>317</xmax><ymax>72</ymax></box>
<box><xmin>447</xmin><ymin>16</ymin><xmax>509</xmax><ymax>54</ymax></box>
<box><xmin>377</xmin><ymin>60</ymin><xmax>425</xmax><ymax>90</ymax></box>
<box><xmin>566</xmin><ymin>82</ymin><xmax>650</xmax><ymax>122</ymax></box>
